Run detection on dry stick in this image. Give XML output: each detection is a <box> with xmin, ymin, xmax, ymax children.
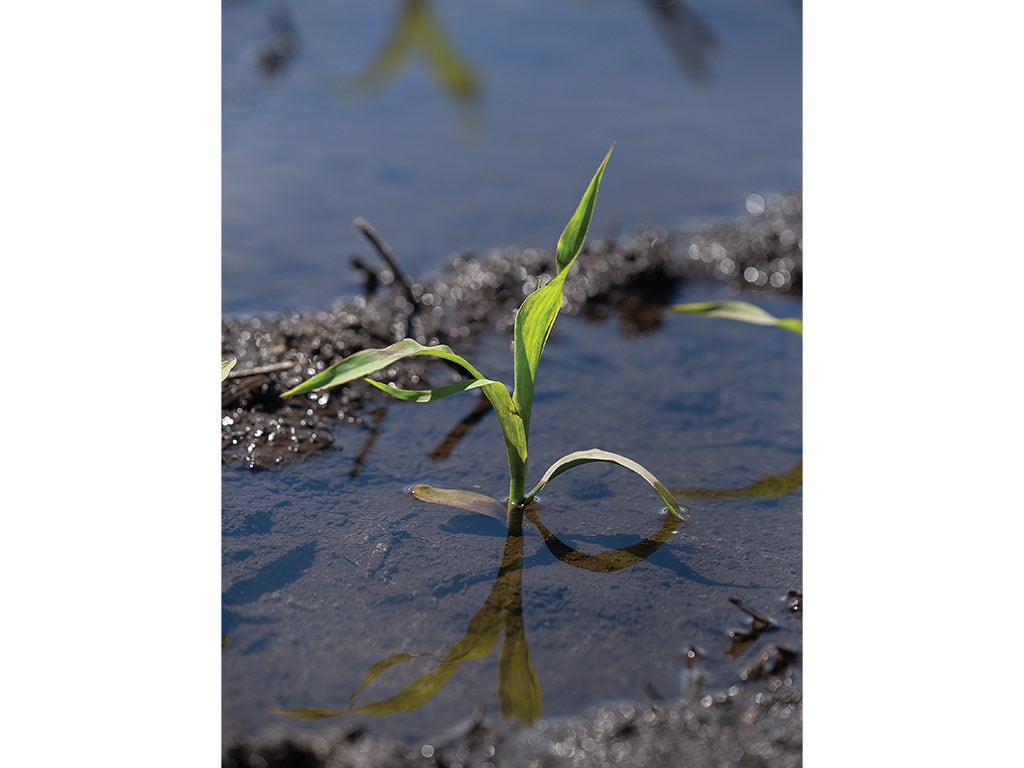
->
<box><xmin>354</xmin><ymin>217</ymin><xmax>418</xmax><ymax>309</ymax></box>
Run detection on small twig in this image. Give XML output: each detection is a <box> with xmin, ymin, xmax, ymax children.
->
<box><xmin>227</xmin><ymin>360</ymin><xmax>301</xmax><ymax>379</ymax></box>
<box><xmin>354</xmin><ymin>217</ymin><xmax>418</xmax><ymax>308</ymax></box>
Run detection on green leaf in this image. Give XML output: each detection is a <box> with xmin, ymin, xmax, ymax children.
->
<box><xmin>282</xmin><ymin>338</ymin><xmax>528</xmax><ymax>471</ymax></box>
<box><xmin>513</xmin><ymin>146</ymin><xmax>613</xmax><ymax>437</ymax></box>
<box><xmin>410</xmin><ymin>485</ymin><xmax>506</xmax><ymax>521</ymax></box>
<box><xmin>281</xmin><ymin>338</ymin><xmax>486</xmax><ymax>396</ymax></box>
<box><xmin>670</xmin><ymin>301</ymin><xmax>803</xmax><ymax>336</ymax></box>
<box><xmin>526</xmin><ymin>448</ymin><xmax>683</xmax><ymax>520</ymax></box>
<box><xmin>221</xmin><ymin>359</ymin><xmax>236</xmax><ymax>381</ymax></box>
<box><xmin>365</xmin><ymin>377</ymin><xmax>499</xmax><ymax>403</ymax></box>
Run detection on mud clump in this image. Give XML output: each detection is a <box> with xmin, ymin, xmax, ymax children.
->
<box><xmin>222</xmin><ymin>194</ymin><xmax>801</xmax><ymax>468</ymax></box>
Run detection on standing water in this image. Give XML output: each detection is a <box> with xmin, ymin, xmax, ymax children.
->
<box><xmin>222</xmin><ymin>0</ymin><xmax>801</xmax><ymax>753</ymax></box>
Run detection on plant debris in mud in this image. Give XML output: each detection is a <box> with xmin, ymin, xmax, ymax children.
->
<box><xmin>222</xmin><ymin>193</ymin><xmax>801</xmax><ymax>469</ymax></box>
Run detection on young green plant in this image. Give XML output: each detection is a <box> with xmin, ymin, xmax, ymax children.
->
<box><xmin>283</xmin><ymin>146</ymin><xmax>681</xmax><ymax>523</ymax></box>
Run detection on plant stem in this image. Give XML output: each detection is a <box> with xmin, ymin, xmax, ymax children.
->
<box><xmin>506</xmin><ymin>451</ymin><xmax>527</xmax><ymax>522</ymax></box>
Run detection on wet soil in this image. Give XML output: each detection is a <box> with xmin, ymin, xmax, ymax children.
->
<box><xmin>224</xmin><ymin>679</ymin><xmax>800</xmax><ymax>768</ymax></box>
<box><xmin>222</xmin><ymin>194</ymin><xmax>802</xmax><ymax>766</ymax></box>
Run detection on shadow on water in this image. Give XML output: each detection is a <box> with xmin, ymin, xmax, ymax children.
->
<box><xmin>222</xmin><ymin>541</ymin><xmax>317</xmax><ymax>639</ymax></box>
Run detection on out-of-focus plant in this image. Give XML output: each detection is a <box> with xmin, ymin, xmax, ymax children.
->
<box><xmin>670</xmin><ymin>300</ymin><xmax>802</xmax><ymax>336</ymax></box>
<box><xmin>346</xmin><ymin>0</ymin><xmax>480</xmax><ymax>110</ymax></box>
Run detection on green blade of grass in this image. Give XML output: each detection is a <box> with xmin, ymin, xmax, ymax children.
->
<box><xmin>526</xmin><ymin>448</ymin><xmax>683</xmax><ymax>520</ymax></box>
<box><xmin>670</xmin><ymin>301</ymin><xmax>803</xmax><ymax>336</ymax></box>
<box><xmin>410</xmin><ymin>485</ymin><xmax>506</xmax><ymax>521</ymax></box>
<box><xmin>281</xmin><ymin>338</ymin><xmax>487</xmax><ymax>396</ymax></box>
<box><xmin>221</xmin><ymin>358</ymin><xmax>237</xmax><ymax>381</ymax></box>
<box><xmin>512</xmin><ymin>146</ymin><xmax>613</xmax><ymax>438</ymax></box>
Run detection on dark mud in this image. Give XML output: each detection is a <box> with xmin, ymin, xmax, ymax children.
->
<box><xmin>224</xmin><ymin>681</ymin><xmax>800</xmax><ymax>768</ymax></box>
<box><xmin>222</xmin><ymin>194</ymin><xmax>801</xmax><ymax>469</ymax></box>
<box><xmin>222</xmin><ymin>194</ymin><xmax>802</xmax><ymax>766</ymax></box>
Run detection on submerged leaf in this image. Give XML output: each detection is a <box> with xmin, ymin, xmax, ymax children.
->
<box><xmin>221</xmin><ymin>358</ymin><xmax>237</xmax><ymax>381</ymax></box>
<box><xmin>670</xmin><ymin>301</ymin><xmax>802</xmax><ymax>336</ymax></box>
<box><xmin>526</xmin><ymin>448</ymin><xmax>683</xmax><ymax>520</ymax></box>
<box><xmin>410</xmin><ymin>485</ymin><xmax>505</xmax><ymax>521</ymax></box>
<box><xmin>513</xmin><ymin>146</ymin><xmax>613</xmax><ymax>438</ymax></box>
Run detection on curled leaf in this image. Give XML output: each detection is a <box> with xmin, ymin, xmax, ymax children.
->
<box><xmin>526</xmin><ymin>448</ymin><xmax>683</xmax><ymax>520</ymax></box>
<box><xmin>366</xmin><ymin>377</ymin><xmax>499</xmax><ymax>403</ymax></box>
<box><xmin>221</xmin><ymin>358</ymin><xmax>237</xmax><ymax>381</ymax></box>
<box><xmin>281</xmin><ymin>338</ymin><xmax>487</xmax><ymax>396</ymax></box>
<box><xmin>282</xmin><ymin>338</ymin><xmax>528</xmax><ymax>469</ymax></box>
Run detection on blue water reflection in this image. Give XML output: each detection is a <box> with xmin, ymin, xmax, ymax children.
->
<box><xmin>223</xmin><ymin>0</ymin><xmax>801</xmax><ymax>315</ymax></box>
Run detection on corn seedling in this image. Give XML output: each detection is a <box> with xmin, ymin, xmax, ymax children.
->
<box><xmin>284</xmin><ymin>146</ymin><xmax>682</xmax><ymax>524</ymax></box>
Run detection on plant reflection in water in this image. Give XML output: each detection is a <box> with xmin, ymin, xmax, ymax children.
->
<box><xmin>279</xmin><ymin>494</ymin><xmax>680</xmax><ymax>724</ymax></box>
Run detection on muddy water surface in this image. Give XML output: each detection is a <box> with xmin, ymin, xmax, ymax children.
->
<box><xmin>221</xmin><ymin>281</ymin><xmax>801</xmax><ymax>745</ymax></box>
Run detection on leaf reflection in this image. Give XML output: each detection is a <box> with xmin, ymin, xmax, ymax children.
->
<box><xmin>674</xmin><ymin>461</ymin><xmax>802</xmax><ymax>500</ymax></box>
<box><xmin>279</xmin><ymin>495</ymin><xmax>678</xmax><ymax>725</ymax></box>
<box><xmin>344</xmin><ymin>0</ymin><xmax>482</xmax><ymax>133</ymax></box>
